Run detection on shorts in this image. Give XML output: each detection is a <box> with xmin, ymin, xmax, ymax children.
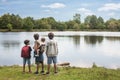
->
<box><xmin>23</xmin><ymin>58</ymin><xmax>31</xmax><ymax>65</ymax></box>
<box><xmin>35</xmin><ymin>54</ymin><xmax>44</xmax><ymax>64</ymax></box>
<box><xmin>47</xmin><ymin>56</ymin><xmax>57</xmax><ymax>64</ymax></box>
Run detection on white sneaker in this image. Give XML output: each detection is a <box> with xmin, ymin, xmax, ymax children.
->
<box><xmin>35</xmin><ymin>55</ymin><xmax>39</xmax><ymax>57</ymax></box>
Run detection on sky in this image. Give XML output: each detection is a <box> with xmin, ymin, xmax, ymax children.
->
<box><xmin>0</xmin><ymin>0</ymin><xmax>120</xmax><ymax>22</ymax></box>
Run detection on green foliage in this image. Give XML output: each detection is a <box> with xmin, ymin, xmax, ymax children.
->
<box><xmin>0</xmin><ymin>13</ymin><xmax>120</xmax><ymax>31</ymax></box>
<box><xmin>73</xmin><ymin>13</ymin><xmax>81</xmax><ymax>24</ymax></box>
<box><xmin>56</xmin><ymin>22</ymin><xmax>67</xmax><ymax>31</ymax></box>
<box><xmin>23</xmin><ymin>17</ymin><xmax>34</xmax><ymax>31</ymax></box>
<box><xmin>92</xmin><ymin>62</ymin><xmax>98</xmax><ymax>68</ymax></box>
<box><xmin>7</xmin><ymin>23</ymin><xmax>13</xmax><ymax>31</ymax></box>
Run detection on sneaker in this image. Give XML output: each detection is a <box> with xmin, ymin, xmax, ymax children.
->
<box><xmin>40</xmin><ymin>71</ymin><xmax>44</xmax><ymax>74</ymax></box>
<box><xmin>35</xmin><ymin>55</ymin><xmax>39</xmax><ymax>57</ymax></box>
<box><xmin>34</xmin><ymin>71</ymin><xmax>39</xmax><ymax>74</ymax></box>
<box><xmin>46</xmin><ymin>72</ymin><xmax>50</xmax><ymax>75</ymax></box>
<box><xmin>54</xmin><ymin>72</ymin><xmax>58</xmax><ymax>74</ymax></box>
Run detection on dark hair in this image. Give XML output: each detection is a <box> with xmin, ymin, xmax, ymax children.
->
<box><xmin>33</xmin><ymin>33</ymin><xmax>39</xmax><ymax>40</ymax></box>
<box><xmin>48</xmin><ymin>32</ymin><xmax>54</xmax><ymax>39</ymax></box>
<box><xmin>41</xmin><ymin>38</ymin><xmax>45</xmax><ymax>42</ymax></box>
<box><xmin>24</xmin><ymin>40</ymin><xmax>30</xmax><ymax>45</ymax></box>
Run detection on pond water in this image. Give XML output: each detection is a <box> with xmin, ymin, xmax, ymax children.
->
<box><xmin>0</xmin><ymin>31</ymin><xmax>120</xmax><ymax>69</ymax></box>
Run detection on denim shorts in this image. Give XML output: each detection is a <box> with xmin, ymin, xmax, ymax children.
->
<box><xmin>47</xmin><ymin>56</ymin><xmax>57</xmax><ymax>64</ymax></box>
<box><xmin>35</xmin><ymin>54</ymin><xmax>44</xmax><ymax>64</ymax></box>
<box><xmin>23</xmin><ymin>58</ymin><xmax>31</xmax><ymax>65</ymax></box>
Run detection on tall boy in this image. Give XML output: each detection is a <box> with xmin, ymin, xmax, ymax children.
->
<box><xmin>33</xmin><ymin>33</ymin><xmax>45</xmax><ymax>74</ymax></box>
<box><xmin>46</xmin><ymin>32</ymin><xmax>58</xmax><ymax>74</ymax></box>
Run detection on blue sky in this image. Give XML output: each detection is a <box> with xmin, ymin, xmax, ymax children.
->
<box><xmin>0</xmin><ymin>0</ymin><xmax>120</xmax><ymax>22</ymax></box>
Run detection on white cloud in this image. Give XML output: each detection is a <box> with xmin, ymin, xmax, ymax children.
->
<box><xmin>41</xmin><ymin>3</ymin><xmax>66</xmax><ymax>9</ymax></box>
<box><xmin>98</xmin><ymin>3</ymin><xmax>120</xmax><ymax>11</ymax></box>
<box><xmin>77</xmin><ymin>8</ymin><xmax>94</xmax><ymax>15</ymax></box>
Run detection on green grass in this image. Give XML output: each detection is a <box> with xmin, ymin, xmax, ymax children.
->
<box><xmin>0</xmin><ymin>65</ymin><xmax>120</xmax><ymax>80</ymax></box>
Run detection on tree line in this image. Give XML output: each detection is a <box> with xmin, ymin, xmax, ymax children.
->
<box><xmin>0</xmin><ymin>13</ymin><xmax>120</xmax><ymax>31</ymax></box>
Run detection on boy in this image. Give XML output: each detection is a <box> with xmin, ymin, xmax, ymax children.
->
<box><xmin>46</xmin><ymin>32</ymin><xmax>58</xmax><ymax>74</ymax></box>
<box><xmin>21</xmin><ymin>40</ymin><xmax>32</xmax><ymax>73</ymax></box>
<box><xmin>38</xmin><ymin>37</ymin><xmax>46</xmax><ymax>74</ymax></box>
<box><xmin>33</xmin><ymin>34</ymin><xmax>45</xmax><ymax>74</ymax></box>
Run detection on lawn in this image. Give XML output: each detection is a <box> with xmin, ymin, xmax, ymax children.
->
<box><xmin>0</xmin><ymin>65</ymin><xmax>120</xmax><ymax>80</ymax></box>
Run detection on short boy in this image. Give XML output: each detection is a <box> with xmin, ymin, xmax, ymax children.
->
<box><xmin>21</xmin><ymin>40</ymin><xmax>32</xmax><ymax>73</ymax></box>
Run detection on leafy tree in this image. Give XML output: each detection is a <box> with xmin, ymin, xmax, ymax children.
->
<box><xmin>0</xmin><ymin>13</ymin><xmax>11</xmax><ymax>29</ymax></box>
<box><xmin>84</xmin><ymin>15</ymin><xmax>91</xmax><ymax>28</ymax></box>
<box><xmin>7</xmin><ymin>23</ymin><xmax>13</xmax><ymax>31</ymax></box>
<box><xmin>73</xmin><ymin>23</ymin><xmax>80</xmax><ymax>30</ymax></box>
<box><xmin>97</xmin><ymin>16</ymin><xmax>105</xmax><ymax>29</ymax></box>
<box><xmin>105</xmin><ymin>18</ymin><xmax>118</xmax><ymax>29</ymax></box>
<box><xmin>89</xmin><ymin>15</ymin><xmax>98</xmax><ymax>29</ymax></box>
<box><xmin>66</xmin><ymin>20</ymin><xmax>76</xmax><ymax>29</ymax></box>
<box><xmin>47</xmin><ymin>17</ymin><xmax>57</xmax><ymax>29</ymax></box>
<box><xmin>56</xmin><ymin>22</ymin><xmax>67</xmax><ymax>31</ymax></box>
<box><xmin>73</xmin><ymin>13</ymin><xmax>81</xmax><ymax>24</ymax></box>
<box><xmin>23</xmin><ymin>17</ymin><xmax>34</xmax><ymax>31</ymax></box>
<box><xmin>10</xmin><ymin>14</ymin><xmax>23</xmax><ymax>29</ymax></box>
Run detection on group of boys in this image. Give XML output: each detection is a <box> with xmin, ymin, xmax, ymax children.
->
<box><xmin>21</xmin><ymin>32</ymin><xmax>58</xmax><ymax>75</ymax></box>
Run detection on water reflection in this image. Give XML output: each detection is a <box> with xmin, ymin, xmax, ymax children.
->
<box><xmin>84</xmin><ymin>36</ymin><xmax>103</xmax><ymax>46</ymax></box>
<box><xmin>105</xmin><ymin>36</ymin><xmax>120</xmax><ymax>42</ymax></box>
<box><xmin>0</xmin><ymin>32</ymin><xmax>120</xmax><ymax>69</ymax></box>
<box><xmin>72</xmin><ymin>36</ymin><xmax>80</xmax><ymax>47</ymax></box>
<box><xmin>1</xmin><ymin>40</ymin><xmax>20</xmax><ymax>48</ymax></box>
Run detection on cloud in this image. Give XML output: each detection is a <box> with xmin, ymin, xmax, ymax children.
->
<box><xmin>98</xmin><ymin>3</ymin><xmax>120</xmax><ymax>11</ymax></box>
<box><xmin>41</xmin><ymin>3</ymin><xmax>66</xmax><ymax>9</ymax></box>
<box><xmin>77</xmin><ymin>8</ymin><xmax>94</xmax><ymax>15</ymax></box>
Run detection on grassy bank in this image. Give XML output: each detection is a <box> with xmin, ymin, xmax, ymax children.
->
<box><xmin>0</xmin><ymin>65</ymin><xmax>120</xmax><ymax>80</ymax></box>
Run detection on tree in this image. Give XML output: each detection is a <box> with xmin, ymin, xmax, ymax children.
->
<box><xmin>10</xmin><ymin>14</ymin><xmax>23</xmax><ymax>29</ymax></box>
<box><xmin>66</xmin><ymin>20</ymin><xmax>76</xmax><ymax>29</ymax></box>
<box><xmin>23</xmin><ymin>17</ymin><xmax>34</xmax><ymax>31</ymax></box>
<box><xmin>0</xmin><ymin>13</ymin><xmax>11</xmax><ymax>29</ymax></box>
<box><xmin>97</xmin><ymin>16</ymin><xmax>105</xmax><ymax>29</ymax></box>
<box><xmin>47</xmin><ymin>17</ymin><xmax>57</xmax><ymax>29</ymax></box>
<box><xmin>105</xmin><ymin>18</ymin><xmax>118</xmax><ymax>29</ymax></box>
<box><xmin>7</xmin><ymin>23</ymin><xmax>13</xmax><ymax>31</ymax></box>
<box><xmin>56</xmin><ymin>22</ymin><xmax>67</xmax><ymax>31</ymax></box>
<box><xmin>89</xmin><ymin>15</ymin><xmax>98</xmax><ymax>29</ymax></box>
<box><xmin>84</xmin><ymin>15</ymin><xmax>91</xmax><ymax>28</ymax></box>
<box><xmin>73</xmin><ymin>13</ymin><xmax>81</xmax><ymax>24</ymax></box>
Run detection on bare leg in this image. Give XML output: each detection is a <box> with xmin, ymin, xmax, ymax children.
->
<box><xmin>36</xmin><ymin>64</ymin><xmax>39</xmax><ymax>72</ymax></box>
<box><xmin>54</xmin><ymin>63</ymin><xmax>57</xmax><ymax>72</ymax></box>
<box><xmin>23</xmin><ymin>64</ymin><xmax>25</xmax><ymax>72</ymax></box>
<box><xmin>47</xmin><ymin>64</ymin><xmax>50</xmax><ymax>73</ymax></box>
<box><xmin>41</xmin><ymin>62</ymin><xmax>44</xmax><ymax>71</ymax></box>
<box><xmin>28</xmin><ymin>65</ymin><xmax>31</xmax><ymax>73</ymax></box>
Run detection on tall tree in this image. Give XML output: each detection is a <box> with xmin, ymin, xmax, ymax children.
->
<box><xmin>73</xmin><ymin>13</ymin><xmax>81</xmax><ymax>24</ymax></box>
<box><xmin>0</xmin><ymin>13</ymin><xmax>11</xmax><ymax>29</ymax></box>
<box><xmin>97</xmin><ymin>16</ymin><xmax>105</xmax><ymax>29</ymax></box>
<box><xmin>23</xmin><ymin>17</ymin><xmax>34</xmax><ymax>31</ymax></box>
<box><xmin>89</xmin><ymin>15</ymin><xmax>98</xmax><ymax>29</ymax></box>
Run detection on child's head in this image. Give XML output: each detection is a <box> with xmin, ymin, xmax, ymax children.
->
<box><xmin>48</xmin><ymin>32</ymin><xmax>54</xmax><ymax>39</ymax></box>
<box><xmin>33</xmin><ymin>33</ymin><xmax>39</xmax><ymax>40</ymax></box>
<box><xmin>41</xmin><ymin>37</ymin><xmax>45</xmax><ymax>42</ymax></box>
<box><xmin>24</xmin><ymin>40</ymin><xmax>30</xmax><ymax>45</ymax></box>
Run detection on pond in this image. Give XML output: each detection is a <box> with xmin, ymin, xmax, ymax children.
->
<box><xmin>0</xmin><ymin>31</ymin><xmax>120</xmax><ymax>69</ymax></box>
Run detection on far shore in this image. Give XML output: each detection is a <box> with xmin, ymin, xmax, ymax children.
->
<box><xmin>0</xmin><ymin>29</ymin><xmax>120</xmax><ymax>32</ymax></box>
